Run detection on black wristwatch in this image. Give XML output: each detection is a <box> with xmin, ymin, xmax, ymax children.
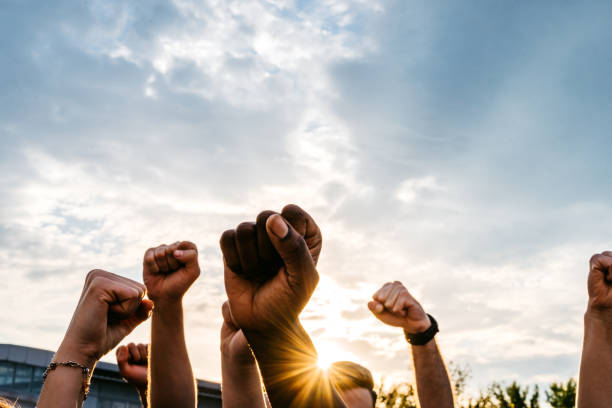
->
<box><xmin>404</xmin><ymin>314</ymin><xmax>439</xmax><ymax>346</ymax></box>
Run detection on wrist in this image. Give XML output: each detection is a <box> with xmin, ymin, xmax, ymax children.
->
<box><xmin>403</xmin><ymin>314</ymin><xmax>432</xmax><ymax>333</ymax></box>
<box><xmin>585</xmin><ymin>307</ymin><xmax>612</xmax><ymax>337</ymax></box>
<box><xmin>243</xmin><ymin>319</ymin><xmax>317</xmax><ymax>363</ymax></box>
<box><xmin>56</xmin><ymin>340</ymin><xmax>99</xmax><ymax>370</ymax></box>
<box><xmin>222</xmin><ymin>352</ymin><xmax>258</xmax><ymax>371</ymax></box>
<box><xmin>221</xmin><ymin>344</ymin><xmax>257</xmax><ymax>368</ymax></box>
<box><xmin>404</xmin><ymin>313</ymin><xmax>438</xmax><ymax>346</ymax></box>
<box><xmin>586</xmin><ymin>305</ymin><xmax>612</xmax><ymax>325</ymax></box>
<box><xmin>152</xmin><ymin>298</ymin><xmax>183</xmax><ymax>314</ymax></box>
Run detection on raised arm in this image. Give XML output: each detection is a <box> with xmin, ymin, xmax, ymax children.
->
<box><xmin>577</xmin><ymin>252</ymin><xmax>612</xmax><ymax>408</ymax></box>
<box><xmin>143</xmin><ymin>241</ymin><xmax>200</xmax><ymax>408</ymax></box>
<box><xmin>220</xmin><ymin>300</ymin><xmax>270</xmax><ymax>408</ymax></box>
<box><xmin>220</xmin><ymin>204</ymin><xmax>347</xmax><ymax>408</ymax></box>
<box><xmin>38</xmin><ymin>270</ymin><xmax>153</xmax><ymax>408</ymax></box>
<box><xmin>368</xmin><ymin>281</ymin><xmax>454</xmax><ymax>408</ymax></box>
<box><xmin>117</xmin><ymin>343</ymin><xmax>149</xmax><ymax>407</ymax></box>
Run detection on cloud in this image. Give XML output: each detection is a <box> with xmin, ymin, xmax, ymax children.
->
<box><xmin>1</xmin><ymin>0</ymin><xmax>611</xmax><ymax>396</ymax></box>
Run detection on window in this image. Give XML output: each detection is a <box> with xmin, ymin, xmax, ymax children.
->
<box><xmin>31</xmin><ymin>366</ymin><xmax>46</xmax><ymax>394</ymax></box>
<box><xmin>13</xmin><ymin>364</ymin><xmax>32</xmax><ymax>391</ymax></box>
<box><xmin>0</xmin><ymin>362</ymin><xmax>14</xmax><ymax>386</ymax></box>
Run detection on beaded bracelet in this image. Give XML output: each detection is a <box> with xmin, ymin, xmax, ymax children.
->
<box><xmin>42</xmin><ymin>361</ymin><xmax>91</xmax><ymax>400</ymax></box>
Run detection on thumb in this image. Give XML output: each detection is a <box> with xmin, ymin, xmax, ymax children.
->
<box><xmin>116</xmin><ymin>299</ymin><xmax>154</xmax><ymax>338</ymax></box>
<box><xmin>368</xmin><ymin>300</ymin><xmax>384</xmax><ymax>315</ymax></box>
<box><xmin>174</xmin><ymin>241</ymin><xmax>200</xmax><ymax>275</ymax></box>
<box><xmin>266</xmin><ymin>214</ymin><xmax>317</xmax><ymax>288</ymax></box>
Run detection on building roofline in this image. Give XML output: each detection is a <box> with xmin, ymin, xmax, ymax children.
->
<box><xmin>0</xmin><ymin>343</ymin><xmax>220</xmax><ymax>392</ymax></box>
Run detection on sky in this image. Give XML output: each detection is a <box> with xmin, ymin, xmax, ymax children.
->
<box><xmin>2</xmin><ymin>0</ymin><xmax>612</xmax><ymax>399</ymax></box>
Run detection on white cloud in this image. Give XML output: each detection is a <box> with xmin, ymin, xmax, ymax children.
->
<box><xmin>2</xmin><ymin>0</ymin><xmax>610</xmax><ymax>398</ymax></box>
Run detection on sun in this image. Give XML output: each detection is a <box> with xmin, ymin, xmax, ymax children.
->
<box><xmin>315</xmin><ymin>340</ymin><xmax>346</xmax><ymax>370</ymax></box>
<box><xmin>317</xmin><ymin>350</ymin><xmax>335</xmax><ymax>370</ymax></box>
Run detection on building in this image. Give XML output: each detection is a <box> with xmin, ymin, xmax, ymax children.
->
<box><xmin>0</xmin><ymin>344</ymin><xmax>221</xmax><ymax>408</ymax></box>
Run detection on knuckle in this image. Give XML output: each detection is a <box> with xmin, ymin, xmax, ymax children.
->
<box><xmin>236</xmin><ymin>222</ymin><xmax>255</xmax><ymax>235</ymax></box>
<box><xmin>182</xmin><ymin>240</ymin><xmax>197</xmax><ymax>250</ymax></box>
<box><xmin>86</xmin><ymin>269</ymin><xmax>105</xmax><ymax>282</ymax></box>
<box><xmin>590</xmin><ymin>254</ymin><xmax>602</xmax><ymax>266</ymax></box>
<box><xmin>281</xmin><ymin>203</ymin><xmax>302</xmax><ymax>215</ymax></box>
<box><xmin>256</xmin><ymin>210</ymin><xmax>276</xmax><ymax>224</ymax></box>
<box><xmin>220</xmin><ymin>229</ymin><xmax>235</xmax><ymax>245</ymax></box>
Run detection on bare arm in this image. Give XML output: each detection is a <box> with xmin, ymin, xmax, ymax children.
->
<box><xmin>38</xmin><ymin>270</ymin><xmax>152</xmax><ymax>408</ymax></box>
<box><xmin>411</xmin><ymin>339</ymin><xmax>454</xmax><ymax>408</ymax></box>
<box><xmin>220</xmin><ymin>301</ymin><xmax>268</xmax><ymax>408</ymax></box>
<box><xmin>116</xmin><ymin>343</ymin><xmax>149</xmax><ymax>408</ymax></box>
<box><xmin>369</xmin><ymin>281</ymin><xmax>454</xmax><ymax>408</ymax></box>
<box><xmin>143</xmin><ymin>241</ymin><xmax>200</xmax><ymax>408</ymax></box>
<box><xmin>577</xmin><ymin>252</ymin><xmax>612</xmax><ymax>408</ymax></box>
<box><xmin>150</xmin><ymin>301</ymin><xmax>196</xmax><ymax>408</ymax></box>
<box><xmin>38</xmin><ymin>345</ymin><xmax>97</xmax><ymax>408</ymax></box>
<box><xmin>221</xmin><ymin>206</ymin><xmax>347</xmax><ymax>407</ymax></box>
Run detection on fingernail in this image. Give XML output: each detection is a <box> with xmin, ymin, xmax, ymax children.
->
<box><xmin>375</xmin><ymin>304</ymin><xmax>384</xmax><ymax>314</ymax></box>
<box><xmin>269</xmin><ymin>214</ymin><xmax>288</xmax><ymax>238</ymax></box>
<box><xmin>174</xmin><ymin>250</ymin><xmax>183</xmax><ymax>257</ymax></box>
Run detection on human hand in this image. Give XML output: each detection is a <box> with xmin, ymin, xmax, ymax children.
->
<box><xmin>117</xmin><ymin>343</ymin><xmax>149</xmax><ymax>392</ymax></box>
<box><xmin>588</xmin><ymin>252</ymin><xmax>612</xmax><ymax>315</ymax></box>
<box><xmin>58</xmin><ymin>270</ymin><xmax>153</xmax><ymax>367</ymax></box>
<box><xmin>220</xmin><ymin>204</ymin><xmax>321</xmax><ymax>332</ymax></box>
<box><xmin>143</xmin><ymin>241</ymin><xmax>200</xmax><ymax>305</ymax></box>
<box><xmin>220</xmin><ymin>301</ymin><xmax>254</xmax><ymax>366</ymax></box>
<box><xmin>368</xmin><ymin>281</ymin><xmax>431</xmax><ymax>333</ymax></box>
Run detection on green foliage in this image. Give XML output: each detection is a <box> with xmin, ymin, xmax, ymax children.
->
<box><xmin>490</xmin><ymin>381</ymin><xmax>540</xmax><ymax>408</ymax></box>
<box><xmin>449</xmin><ymin>361</ymin><xmax>472</xmax><ymax>403</ymax></box>
<box><xmin>545</xmin><ymin>378</ymin><xmax>576</xmax><ymax>408</ymax></box>
<box><xmin>375</xmin><ymin>361</ymin><xmax>577</xmax><ymax>408</ymax></box>
<box><xmin>459</xmin><ymin>382</ymin><xmax>539</xmax><ymax>408</ymax></box>
<box><xmin>375</xmin><ymin>380</ymin><xmax>417</xmax><ymax>408</ymax></box>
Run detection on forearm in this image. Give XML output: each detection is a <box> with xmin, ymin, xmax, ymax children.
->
<box><xmin>37</xmin><ymin>343</ymin><xmax>97</xmax><ymax>408</ymax></box>
<box><xmin>577</xmin><ymin>308</ymin><xmax>612</xmax><ymax>408</ymax></box>
<box><xmin>149</xmin><ymin>301</ymin><xmax>196</xmax><ymax>408</ymax></box>
<box><xmin>221</xmin><ymin>355</ymin><xmax>267</xmax><ymax>408</ymax></box>
<box><xmin>411</xmin><ymin>339</ymin><xmax>454</xmax><ymax>408</ymax></box>
<box><xmin>244</xmin><ymin>320</ymin><xmax>347</xmax><ymax>408</ymax></box>
<box><xmin>138</xmin><ymin>388</ymin><xmax>148</xmax><ymax>408</ymax></box>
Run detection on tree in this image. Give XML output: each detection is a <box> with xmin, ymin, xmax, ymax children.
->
<box><xmin>449</xmin><ymin>361</ymin><xmax>471</xmax><ymax>404</ymax></box>
<box><xmin>375</xmin><ymin>380</ymin><xmax>417</xmax><ymax>408</ymax></box>
<box><xmin>490</xmin><ymin>381</ymin><xmax>540</xmax><ymax>408</ymax></box>
<box><xmin>545</xmin><ymin>378</ymin><xmax>576</xmax><ymax>408</ymax></box>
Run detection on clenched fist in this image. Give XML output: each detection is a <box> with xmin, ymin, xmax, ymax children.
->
<box><xmin>59</xmin><ymin>270</ymin><xmax>153</xmax><ymax>366</ymax></box>
<box><xmin>117</xmin><ymin>343</ymin><xmax>149</xmax><ymax>391</ymax></box>
<box><xmin>220</xmin><ymin>204</ymin><xmax>321</xmax><ymax>332</ymax></box>
<box><xmin>368</xmin><ymin>281</ymin><xmax>431</xmax><ymax>333</ymax></box>
<box><xmin>588</xmin><ymin>252</ymin><xmax>612</xmax><ymax>313</ymax></box>
<box><xmin>220</xmin><ymin>301</ymin><xmax>253</xmax><ymax>365</ymax></box>
<box><xmin>143</xmin><ymin>241</ymin><xmax>200</xmax><ymax>304</ymax></box>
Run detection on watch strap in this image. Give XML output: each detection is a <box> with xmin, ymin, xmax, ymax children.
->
<box><xmin>404</xmin><ymin>313</ymin><xmax>439</xmax><ymax>346</ymax></box>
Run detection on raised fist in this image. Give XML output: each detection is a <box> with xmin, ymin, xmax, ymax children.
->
<box><xmin>588</xmin><ymin>252</ymin><xmax>612</xmax><ymax>312</ymax></box>
<box><xmin>143</xmin><ymin>241</ymin><xmax>200</xmax><ymax>304</ymax></box>
<box><xmin>117</xmin><ymin>343</ymin><xmax>149</xmax><ymax>391</ymax></box>
<box><xmin>368</xmin><ymin>281</ymin><xmax>431</xmax><ymax>333</ymax></box>
<box><xmin>220</xmin><ymin>301</ymin><xmax>253</xmax><ymax>365</ymax></box>
<box><xmin>60</xmin><ymin>270</ymin><xmax>153</xmax><ymax>365</ymax></box>
<box><xmin>220</xmin><ymin>204</ymin><xmax>321</xmax><ymax>332</ymax></box>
